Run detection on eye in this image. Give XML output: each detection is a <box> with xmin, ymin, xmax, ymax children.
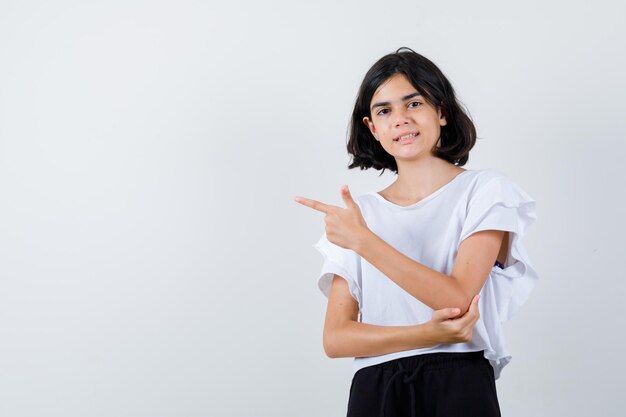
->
<box><xmin>408</xmin><ymin>101</ymin><xmax>422</xmax><ymax>108</ymax></box>
<box><xmin>376</xmin><ymin>108</ymin><xmax>390</xmax><ymax>116</ymax></box>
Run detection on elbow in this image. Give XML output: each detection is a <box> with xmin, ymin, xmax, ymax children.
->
<box><xmin>323</xmin><ymin>330</ymin><xmax>339</xmax><ymax>358</ymax></box>
<box><xmin>441</xmin><ymin>287</ymin><xmax>473</xmax><ymax>314</ymax></box>
<box><xmin>447</xmin><ymin>277</ymin><xmax>478</xmax><ymax>314</ymax></box>
<box><xmin>451</xmin><ymin>294</ymin><xmax>474</xmax><ymax>315</ymax></box>
<box><xmin>324</xmin><ymin>345</ymin><xmax>338</xmax><ymax>359</ymax></box>
<box><xmin>323</xmin><ymin>325</ymin><xmax>347</xmax><ymax>359</ymax></box>
<box><xmin>456</xmin><ymin>291</ymin><xmax>477</xmax><ymax>315</ymax></box>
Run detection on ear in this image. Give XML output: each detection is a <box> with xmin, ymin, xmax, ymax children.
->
<box><xmin>362</xmin><ymin>116</ymin><xmax>379</xmax><ymax>141</ymax></box>
<box><xmin>438</xmin><ymin>108</ymin><xmax>447</xmax><ymax>126</ymax></box>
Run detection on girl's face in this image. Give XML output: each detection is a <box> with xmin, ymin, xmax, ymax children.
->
<box><xmin>362</xmin><ymin>73</ymin><xmax>447</xmax><ymax>163</ymax></box>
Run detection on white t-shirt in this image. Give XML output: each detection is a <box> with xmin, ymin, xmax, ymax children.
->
<box><xmin>313</xmin><ymin>168</ymin><xmax>538</xmax><ymax>380</ymax></box>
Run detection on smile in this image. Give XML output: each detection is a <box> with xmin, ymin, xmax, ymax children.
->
<box><xmin>394</xmin><ymin>132</ymin><xmax>419</xmax><ymax>142</ymax></box>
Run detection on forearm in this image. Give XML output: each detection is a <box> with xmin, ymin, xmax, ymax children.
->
<box><xmin>324</xmin><ymin>320</ymin><xmax>436</xmax><ymax>359</ymax></box>
<box><xmin>355</xmin><ymin>231</ymin><xmax>468</xmax><ymax>311</ymax></box>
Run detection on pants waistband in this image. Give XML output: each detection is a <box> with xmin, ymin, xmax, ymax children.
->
<box><xmin>375</xmin><ymin>350</ymin><xmax>486</xmax><ymax>372</ymax></box>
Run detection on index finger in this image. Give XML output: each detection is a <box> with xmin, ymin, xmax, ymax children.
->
<box><xmin>293</xmin><ymin>196</ymin><xmax>333</xmax><ymax>214</ymax></box>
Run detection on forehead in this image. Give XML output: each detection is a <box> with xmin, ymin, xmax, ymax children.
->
<box><xmin>371</xmin><ymin>73</ymin><xmax>418</xmax><ymax>101</ymax></box>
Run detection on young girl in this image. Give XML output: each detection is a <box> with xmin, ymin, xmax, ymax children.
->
<box><xmin>294</xmin><ymin>47</ymin><xmax>538</xmax><ymax>417</ymax></box>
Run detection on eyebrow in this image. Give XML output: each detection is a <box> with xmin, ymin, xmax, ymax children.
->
<box><xmin>371</xmin><ymin>92</ymin><xmax>422</xmax><ymax>111</ymax></box>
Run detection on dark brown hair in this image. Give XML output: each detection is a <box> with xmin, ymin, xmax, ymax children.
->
<box><xmin>347</xmin><ymin>47</ymin><xmax>477</xmax><ymax>175</ymax></box>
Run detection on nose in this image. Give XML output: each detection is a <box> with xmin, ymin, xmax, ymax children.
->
<box><xmin>393</xmin><ymin>108</ymin><xmax>410</xmax><ymax>127</ymax></box>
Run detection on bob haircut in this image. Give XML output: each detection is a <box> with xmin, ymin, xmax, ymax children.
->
<box><xmin>347</xmin><ymin>47</ymin><xmax>477</xmax><ymax>175</ymax></box>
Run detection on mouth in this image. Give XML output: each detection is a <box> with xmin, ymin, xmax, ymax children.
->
<box><xmin>394</xmin><ymin>132</ymin><xmax>419</xmax><ymax>142</ymax></box>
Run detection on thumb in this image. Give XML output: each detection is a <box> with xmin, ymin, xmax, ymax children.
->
<box><xmin>468</xmin><ymin>294</ymin><xmax>481</xmax><ymax>314</ymax></box>
<box><xmin>470</xmin><ymin>294</ymin><xmax>480</xmax><ymax>307</ymax></box>
<box><xmin>341</xmin><ymin>185</ymin><xmax>358</xmax><ymax>209</ymax></box>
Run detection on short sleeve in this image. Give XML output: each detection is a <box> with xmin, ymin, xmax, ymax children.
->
<box><xmin>312</xmin><ymin>232</ymin><xmax>362</xmax><ymax>307</ymax></box>
<box><xmin>459</xmin><ymin>175</ymin><xmax>538</xmax><ymax>322</ymax></box>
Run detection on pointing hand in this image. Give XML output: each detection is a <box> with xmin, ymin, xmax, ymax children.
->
<box><xmin>294</xmin><ymin>185</ymin><xmax>370</xmax><ymax>251</ymax></box>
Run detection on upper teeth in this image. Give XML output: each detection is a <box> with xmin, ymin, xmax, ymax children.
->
<box><xmin>396</xmin><ymin>133</ymin><xmax>417</xmax><ymax>141</ymax></box>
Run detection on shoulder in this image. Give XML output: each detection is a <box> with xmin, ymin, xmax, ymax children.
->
<box><xmin>466</xmin><ymin>168</ymin><xmax>536</xmax><ymax>208</ymax></box>
<box><xmin>471</xmin><ymin>168</ymin><xmax>508</xmax><ymax>184</ymax></box>
<box><xmin>467</xmin><ymin>168</ymin><xmax>523</xmax><ymax>193</ymax></box>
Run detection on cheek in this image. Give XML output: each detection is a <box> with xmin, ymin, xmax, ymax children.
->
<box><xmin>424</xmin><ymin>115</ymin><xmax>442</xmax><ymax>129</ymax></box>
<box><xmin>378</xmin><ymin>140</ymin><xmax>395</xmax><ymax>154</ymax></box>
<box><xmin>367</xmin><ymin>126</ymin><xmax>377</xmax><ymax>140</ymax></box>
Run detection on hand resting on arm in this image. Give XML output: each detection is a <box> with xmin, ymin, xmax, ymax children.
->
<box><xmin>323</xmin><ymin>275</ymin><xmax>480</xmax><ymax>359</ymax></box>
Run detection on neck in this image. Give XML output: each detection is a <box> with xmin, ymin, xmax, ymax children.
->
<box><xmin>391</xmin><ymin>156</ymin><xmax>463</xmax><ymax>199</ymax></box>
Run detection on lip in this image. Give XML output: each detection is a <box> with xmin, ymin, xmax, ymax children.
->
<box><xmin>394</xmin><ymin>132</ymin><xmax>419</xmax><ymax>142</ymax></box>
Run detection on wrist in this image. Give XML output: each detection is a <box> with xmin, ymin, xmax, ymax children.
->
<box><xmin>354</xmin><ymin>227</ymin><xmax>375</xmax><ymax>254</ymax></box>
<box><xmin>407</xmin><ymin>322</ymin><xmax>438</xmax><ymax>350</ymax></box>
<box><xmin>419</xmin><ymin>321</ymin><xmax>436</xmax><ymax>346</ymax></box>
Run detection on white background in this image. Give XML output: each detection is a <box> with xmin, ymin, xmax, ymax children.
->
<box><xmin>1</xmin><ymin>1</ymin><xmax>625</xmax><ymax>416</ymax></box>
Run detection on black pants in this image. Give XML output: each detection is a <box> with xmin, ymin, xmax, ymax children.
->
<box><xmin>346</xmin><ymin>350</ymin><xmax>501</xmax><ymax>417</ymax></box>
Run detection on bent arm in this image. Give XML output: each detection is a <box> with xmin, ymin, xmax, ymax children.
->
<box><xmin>323</xmin><ymin>275</ymin><xmax>477</xmax><ymax>358</ymax></box>
<box><xmin>354</xmin><ymin>229</ymin><xmax>505</xmax><ymax>313</ymax></box>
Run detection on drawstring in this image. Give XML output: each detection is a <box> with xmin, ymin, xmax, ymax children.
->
<box><xmin>380</xmin><ymin>361</ymin><xmax>425</xmax><ymax>417</ymax></box>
